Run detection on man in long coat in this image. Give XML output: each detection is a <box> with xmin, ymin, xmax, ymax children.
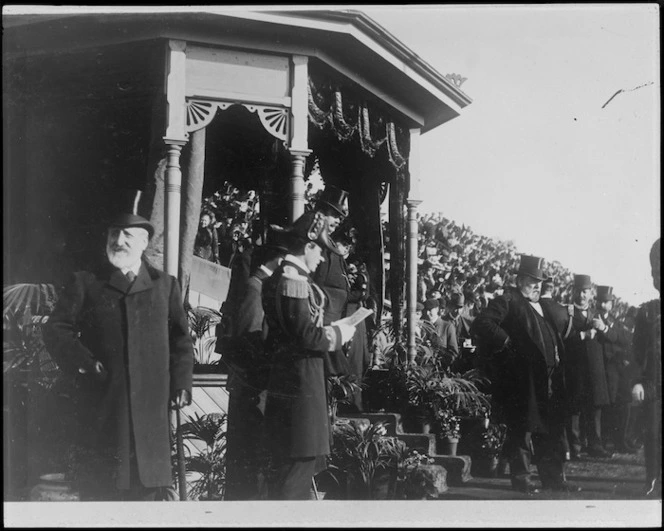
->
<box><xmin>262</xmin><ymin>210</ymin><xmax>355</xmax><ymax>500</ymax></box>
<box><xmin>223</xmin><ymin>226</ymin><xmax>288</xmax><ymax>501</ymax></box>
<box><xmin>563</xmin><ymin>274</ymin><xmax>612</xmax><ymax>459</ymax></box>
<box><xmin>311</xmin><ymin>185</ymin><xmax>353</xmax><ymax>378</ymax></box>
<box><xmin>43</xmin><ymin>211</ymin><xmax>194</xmax><ymax>501</ymax></box>
<box><xmin>631</xmin><ymin>238</ymin><xmax>661</xmax><ymax>498</ymax></box>
<box><xmin>472</xmin><ymin>255</ymin><xmax>579</xmax><ymax>495</ymax></box>
<box><xmin>594</xmin><ymin>285</ymin><xmax>634</xmax><ymax>453</ymax></box>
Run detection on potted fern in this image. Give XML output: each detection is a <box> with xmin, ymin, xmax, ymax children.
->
<box><xmin>187</xmin><ymin>306</ymin><xmax>223</xmax><ymax>373</ymax></box>
<box><xmin>177</xmin><ymin>412</ymin><xmax>228</xmax><ymax>500</ymax></box>
<box><xmin>325</xmin><ymin>420</ymin><xmax>406</xmax><ymax>500</ymax></box>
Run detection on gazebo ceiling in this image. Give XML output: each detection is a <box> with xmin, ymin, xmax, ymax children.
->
<box><xmin>3</xmin><ymin>8</ymin><xmax>471</xmax><ymax>133</ymax></box>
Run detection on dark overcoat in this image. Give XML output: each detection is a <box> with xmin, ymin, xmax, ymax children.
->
<box><xmin>595</xmin><ymin>313</ymin><xmax>632</xmax><ymax>403</ymax></box>
<box><xmin>312</xmin><ymin>250</ymin><xmax>350</xmax><ymax>376</ymax></box>
<box><xmin>563</xmin><ymin>306</ymin><xmax>610</xmax><ymax>410</ymax></box>
<box><xmin>262</xmin><ymin>258</ymin><xmax>340</xmax><ymax>462</ymax></box>
<box><xmin>43</xmin><ymin>261</ymin><xmax>194</xmax><ymax>489</ymax></box>
<box><xmin>471</xmin><ymin>288</ymin><xmax>566</xmax><ymax>433</ymax></box>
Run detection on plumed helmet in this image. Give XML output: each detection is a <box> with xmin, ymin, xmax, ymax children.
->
<box><xmin>288</xmin><ymin>210</ymin><xmax>341</xmax><ymax>255</ymax></box>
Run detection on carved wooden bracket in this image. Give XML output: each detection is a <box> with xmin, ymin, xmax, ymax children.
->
<box><xmin>185</xmin><ymin>98</ymin><xmax>290</xmax><ymax>146</ymax></box>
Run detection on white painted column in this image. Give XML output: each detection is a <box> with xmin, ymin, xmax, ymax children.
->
<box><xmin>288</xmin><ymin>55</ymin><xmax>312</xmax><ymax>223</ymax></box>
<box><xmin>406</xmin><ymin>128</ymin><xmax>422</xmax><ymax>365</ymax></box>
<box><xmin>163</xmin><ymin>40</ymin><xmax>189</xmax><ymax>277</ymax></box>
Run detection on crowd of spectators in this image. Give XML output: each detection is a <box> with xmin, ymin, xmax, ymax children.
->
<box><xmin>392</xmin><ymin>212</ymin><xmax>634</xmax><ymax>323</ymax></box>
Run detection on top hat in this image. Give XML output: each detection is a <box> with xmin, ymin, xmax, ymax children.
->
<box><xmin>423</xmin><ymin>298</ymin><xmax>440</xmax><ymax>311</ymax></box>
<box><xmin>516</xmin><ymin>255</ymin><xmax>546</xmax><ymax>281</ymax></box>
<box><xmin>447</xmin><ymin>291</ymin><xmax>465</xmax><ymax>308</ymax></box>
<box><xmin>596</xmin><ymin>285</ymin><xmax>615</xmax><ymax>302</ymax></box>
<box><xmin>573</xmin><ymin>274</ymin><xmax>592</xmax><ymax>291</ymax></box>
<box><xmin>109</xmin><ymin>189</ymin><xmax>154</xmax><ymax>238</ymax></box>
<box><xmin>288</xmin><ymin>210</ymin><xmax>341</xmax><ymax>255</ymax></box>
<box><xmin>317</xmin><ymin>185</ymin><xmax>349</xmax><ymax>218</ymax></box>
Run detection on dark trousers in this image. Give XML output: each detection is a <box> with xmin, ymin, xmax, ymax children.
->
<box><xmin>603</xmin><ymin>402</ymin><xmax>630</xmax><ymax>448</ymax></box>
<box><xmin>568</xmin><ymin>405</ymin><xmax>603</xmax><ymax>452</ymax></box>
<box><xmin>267</xmin><ymin>457</ymin><xmax>317</xmax><ymax>500</ymax></box>
<box><xmin>224</xmin><ymin>370</ymin><xmax>268</xmax><ymax>501</ymax></box>
<box><xmin>506</xmin><ymin>427</ymin><xmax>566</xmax><ymax>487</ymax></box>
<box><xmin>643</xmin><ymin>398</ymin><xmax>662</xmax><ymax>483</ymax></box>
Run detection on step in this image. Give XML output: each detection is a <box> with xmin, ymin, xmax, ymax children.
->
<box><xmin>337</xmin><ymin>412</ymin><xmax>403</xmax><ymax>435</ymax></box>
<box><xmin>396</xmin><ymin>433</ymin><xmax>438</xmax><ymax>456</ymax></box>
<box><xmin>430</xmin><ymin>454</ymin><xmax>473</xmax><ymax>486</ymax></box>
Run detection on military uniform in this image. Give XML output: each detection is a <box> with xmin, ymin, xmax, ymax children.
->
<box><xmin>262</xmin><ymin>255</ymin><xmax>344</xmax><ymax>500</ymax></box>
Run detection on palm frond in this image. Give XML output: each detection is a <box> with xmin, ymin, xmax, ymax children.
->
<box><xmin>3</xmin><ymin>283</ymin><xmax>58</xmax><ymax>317</ymax></box>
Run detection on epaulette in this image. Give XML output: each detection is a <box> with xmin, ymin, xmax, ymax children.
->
<box><xmin>279</xmin><ymin>265</ymin><xmax>308</xmax><ymax>299</ymax></box>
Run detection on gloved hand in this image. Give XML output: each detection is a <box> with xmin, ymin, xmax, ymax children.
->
<box><xmin>172</xmin><ymin>389</ymin><xmax>191</xmax><ymax>409</ymax></box>
<box><xmin>337</xmin><ymin>323</ymin><xmax>356</xmax><ymax>344</ymax></box>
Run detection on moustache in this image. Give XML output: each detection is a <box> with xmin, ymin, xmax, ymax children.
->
<box><xmin>110</xmin><ymin>246</ymin><xmax>129</xmax><ymax>253</ymax></box>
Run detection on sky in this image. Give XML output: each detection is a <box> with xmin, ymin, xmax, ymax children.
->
<box><xmin>4</xmin><ymin>4</ymin><xmax>659</xmax><ymax>305</ymax></box>
<box><xmin>356</xmin><ymin>4</ymin><xmax>660</xmax><ymax>306</ymax></box>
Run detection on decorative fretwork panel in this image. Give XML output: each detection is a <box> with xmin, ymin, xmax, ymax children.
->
<box><xmin>185</xmin><ymin>98</ymin><xmax>289</xmax><ymax>146</ymax></box>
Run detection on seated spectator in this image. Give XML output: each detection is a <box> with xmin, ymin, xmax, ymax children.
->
<box><xmin>422</xmin><ymin>298</ymin><xmax>459</xmax><ymax>359</ymax></box>
<box><xmin>194</xmin><ymin>210</ymin><xmax>219</xmax><ymax>263</ymax></box>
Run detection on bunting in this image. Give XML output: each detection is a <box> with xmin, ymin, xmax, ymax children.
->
<box><xmin>307</xmin><ymin>78</ymin><xmax>408</xmax><ymax>170</ymax></box>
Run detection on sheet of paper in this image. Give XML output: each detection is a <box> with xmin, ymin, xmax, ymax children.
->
<box><xmin>332</xmin><ymin>307</ymin><xmax>374</xmax><ymax>327</ymax></box>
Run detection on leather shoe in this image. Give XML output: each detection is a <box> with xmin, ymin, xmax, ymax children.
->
<box><xmin>543</xmin><ymin>481</ymin><xmax>582</xmax><ymax>493</ymax></box>
<box><xmin>511</xmin><ymin>477</ymin><xmax>541</xmax><ymax>496</ymax></box>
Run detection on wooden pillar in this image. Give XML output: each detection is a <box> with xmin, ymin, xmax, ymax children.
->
<box><xmin>288</xmin><ymin>150</ymin><xmax>310</xmax><ymax>222</ymax></box>
<box><xmin>406</xmin><ymin>198</ymin><xmax>422</xmax><ymax>364</ymax></box>
<box><xmin>406</xmin><ymin>128</ymin><xmax>422</xmax><ymax>365</ymax></box>
<box><xmin>288</xmin><ymin>55</ymin><xmax>311</xmax><ymax>223</ymax></box>
<box><xmin>163</xmin><ymin>39</ymin><xmax>188</xmax><ymax>278</ymax></box>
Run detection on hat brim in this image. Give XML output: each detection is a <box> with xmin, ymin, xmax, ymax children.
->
<box><xmin>110</xmin><ymin>214</ymin><xmax>154</xmax><ymax>239</ymax></box>
<box><xmin>319</xmin><ymin>200</ymin><xmax>348</xmax><ymax>218</ymax></box>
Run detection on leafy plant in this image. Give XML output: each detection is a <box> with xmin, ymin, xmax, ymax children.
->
<box><xmin>3</xmin><ymin>283</ymin><xmax>57</xmax><ymax>318</ymax></box>
<box><xmin>469</xmin><ymin>422</ymin><xmax>507</xmax><ymax>458</ymax></box>
<box><xmin>327</xmin><ymin>420</ymin><xmax>406</xmax><ymax>499</ymax></box>
<box><xmin>178</xmin><ymin>412</ymin><xmax>227</xmax><ymax>501</ymax></box>
<box><xmin>187</xmin><ymin>307</ymin><xmax>223</xmax><ymax>366</ymax></box>
<box><xmin>327</xmin><ymin>374</ymin><xmax>363</xmax><ymax>420</ymax></box>
<box><xmin>3</xmin><ymin>308</ymin><xmax>59</xmax><ymax>388</ymax></box>
<box><xmin>436</xmin><ymin>410</ymin><xmax>461</xmax><ymax>439</ymax></box>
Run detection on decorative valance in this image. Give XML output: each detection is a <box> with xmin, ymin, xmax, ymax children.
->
<box><xmin>307</xmin><ymin>78</ymin><xmax>407</xmax><ymax>170</ymax></box>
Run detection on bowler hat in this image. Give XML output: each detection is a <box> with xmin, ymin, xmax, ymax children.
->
<box><xmin>317</xmin><ymin>185</ymin><xmax>349</xmax><ymax>218</ymax></box>
<box><xmin>448</xmin><ymin>292</ymin><xmax>465</xmax><ymax>308</ymax></box>
<box><xmin>574</xmin><ymin>274</ymin><xmax>592</xmax><ymax>291</ymax></box>
<box><xmin>416</xmin><ymin>302</ymin><xmax>424</xmax><ymax>312</ymax></box>
<box><xmin>288</xmin><ymin>210</ymin><xmax>341</xmax><ymax>255</ymax></box>
<box><xmin>110</xmin><ymin>188</ymin><xmax>154</xmax><ymax>238</ymax></box>
<box><xmin>517</xmin><ymin>255</ymin><xmax>546</xmax><ymax>281</ymax></box>
<box><xmin>109</xmin><ymin>212</ymin><xmax>154</xmax><ymax>239</ymax></box>
<box><xmin>596</xmin><ymin>285</ymin><xmax>615</xmax><ymax>302</ymax></box>
<box><xmin>423</xmin><ymin>298</ymin><xmax>440</xmax><ymax>311</ymax></box>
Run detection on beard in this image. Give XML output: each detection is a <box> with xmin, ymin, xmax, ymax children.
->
<box><xmin>107</xmin><ymin>245</ymin><xmax>141</xmax><ymax>270</ymax></box>
<box><xmin>528</xmin><ymin>290</ymin><xmax>541</xmax><ymax>303</ymax></box>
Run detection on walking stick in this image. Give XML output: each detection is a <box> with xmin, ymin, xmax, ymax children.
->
<box><xmin>175</xmin><ymin>407</ymin><xmax>187</xmax><ymax>501</ymax></box>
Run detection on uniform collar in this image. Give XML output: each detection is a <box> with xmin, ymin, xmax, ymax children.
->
<box><xmin>284</xmin><ymin>254</ymin><xmax>310</xmax><ymax>274</ymax></box>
